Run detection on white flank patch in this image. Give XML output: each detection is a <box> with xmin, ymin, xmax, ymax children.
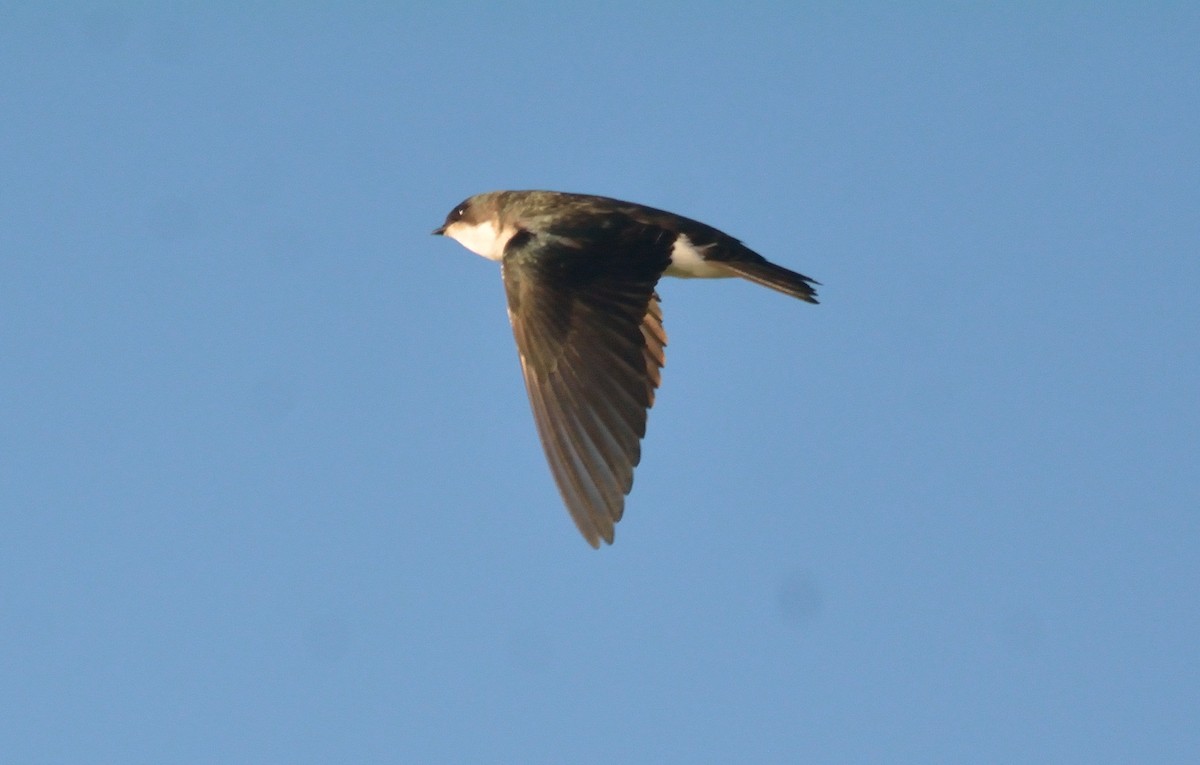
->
<box><xmin>445</xmin><ymin>219</ymin><xmax>515</xmax><ymax>261</ymax></box>
<box><xmin>665</xmin><ymin>234</ymin><xmax>733</xmax><ymax>279</ymax></box>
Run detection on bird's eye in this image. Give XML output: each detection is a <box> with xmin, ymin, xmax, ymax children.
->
<box><xmin>454</xmin><ymin>205</ymin><xmax>466</xmax><ymax>218</ymax></box>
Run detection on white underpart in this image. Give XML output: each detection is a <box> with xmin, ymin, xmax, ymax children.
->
<box><xmin>445</xmin><ymin>219</ymin><xmax>515</xmax><ymax>261</ymax></box>
<box><xmin>665</xmin><ymin>234</ymin><xmax>733</xmax><ymax>279</ymax></box>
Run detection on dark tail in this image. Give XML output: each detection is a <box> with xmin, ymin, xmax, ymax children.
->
<box><xmin>715</xmin><ymin>260</ymin><xmax>820</xmax><ymax>303</ymax></box>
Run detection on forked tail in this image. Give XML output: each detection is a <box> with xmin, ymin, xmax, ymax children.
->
<box><xmin>714</xmin><ymin>260</ymin><xmax>820</xmax><ymax>303</ymax></box>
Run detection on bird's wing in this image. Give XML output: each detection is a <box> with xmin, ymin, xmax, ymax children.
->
<box><xmin>501</xmin><ymin>223</ymin><xmax>672</xmax><ymax>547</ymax></box>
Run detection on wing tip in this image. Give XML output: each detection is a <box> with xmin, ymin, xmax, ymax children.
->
<box><xmin>576</xmin><ymin>517</ymin><xmax>615</xmax><ymax>548</ymax></box>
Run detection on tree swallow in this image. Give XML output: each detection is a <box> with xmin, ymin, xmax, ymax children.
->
<box><xmin>434</xmin><ymin>190</ymin><xmax>818</xmax><ymax>547</ymax></box>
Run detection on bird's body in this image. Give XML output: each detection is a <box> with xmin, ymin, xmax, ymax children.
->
<box><xmin>434</xmin><ymin>190</ymin><xmax>818</xmax><ymax>547</ymax></box>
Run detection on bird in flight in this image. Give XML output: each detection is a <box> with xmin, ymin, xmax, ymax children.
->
<box><xmin>434</xmin><ymin>190</ymin><xmax>818</xmax><ymax>547</ymax></box>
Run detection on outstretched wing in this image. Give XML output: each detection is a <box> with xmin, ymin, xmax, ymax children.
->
<box><xmin>501</xmin><ymin>222</ymin><xmax>672</xmax><ymax>546</ymax></box>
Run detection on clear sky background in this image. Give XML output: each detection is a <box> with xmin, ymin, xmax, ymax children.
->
<box><xmin>2</xmin><ymin>4</ymin><xmax>1197</xmax><ymax>763</ymax></box>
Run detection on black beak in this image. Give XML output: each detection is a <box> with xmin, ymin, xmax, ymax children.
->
<box><xmin>431</xmin><ymin>225</ymin><xmax>446</xmax><ymax>236</ymax></box>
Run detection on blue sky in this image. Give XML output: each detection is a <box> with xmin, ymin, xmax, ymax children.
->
<box><xmin>2</xmin><ymin>4</ymin><xmax>1197</xmax><ymax>763</ymax></box>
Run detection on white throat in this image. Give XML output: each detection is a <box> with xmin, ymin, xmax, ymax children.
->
<box><xmin>445</xmin><ymin>219</ymin><xmax>514</xmax><ymax>261</ymax></box>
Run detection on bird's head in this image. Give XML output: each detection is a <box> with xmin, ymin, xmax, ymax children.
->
<box><xmin>433</xmin><ymin>192</ymin><xmax>514</xmax><ymax>261</ymax></box>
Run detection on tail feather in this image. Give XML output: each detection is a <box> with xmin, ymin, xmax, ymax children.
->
<box><xmin>714</xmin><ymin>260</ymin><xmax>820</xmax><ymax>303</ymax></box>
